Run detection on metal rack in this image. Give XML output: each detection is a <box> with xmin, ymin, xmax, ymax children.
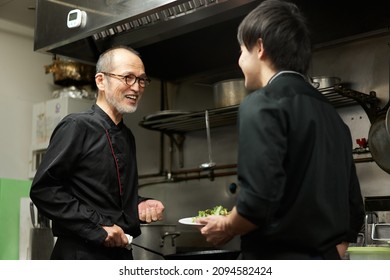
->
<box><xmin>139</xmin><ymin>85</ymin><xmax>380</xmax><ymax>134</ymax></box>
<box><xmin>139</xmin><ymin>105</ymin><xmax>239</xmax><ymax>133</ymax></box>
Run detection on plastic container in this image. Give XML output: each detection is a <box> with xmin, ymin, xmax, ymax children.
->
<box><xmin>347</xmin><ymin>247</ymin><xmax>390</xmax><ymax>260</ymax></box>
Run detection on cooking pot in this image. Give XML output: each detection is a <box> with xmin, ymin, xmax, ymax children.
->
<box><xmin>213</xmin><ymin>79</ymin><xmax>249</xmax><ymax>108</ymax></box>
<box><xmin>132</xmin><ymin>224</ymin><xmax>179</xmax><ymax>260</ymax></box>
<box><xmin>45</xmin><ymin>58</ymin><xmax>95</xmax><ymax>86</ymax></box>
<box><xmin>311</xmin><ymin>76</ymin><xmax>341</xmax><ymax>89</ymax></box>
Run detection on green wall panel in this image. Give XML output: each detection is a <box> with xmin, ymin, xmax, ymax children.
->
<box><xmin>0</xmin><ymin>178</ymin><xmax>32</xmax><ymax>260</ymax></box>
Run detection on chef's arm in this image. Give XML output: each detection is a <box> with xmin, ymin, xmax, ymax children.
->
<box><xmin>226</xmin><ymin>207</ymin><xmax>258</xmax><ymax>236</ymax></box>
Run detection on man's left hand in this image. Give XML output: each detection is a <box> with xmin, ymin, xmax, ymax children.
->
<box><xmin>138</xmin><ymin>199</ymin><xmax>164</xmax><ymax>222</ymax></box>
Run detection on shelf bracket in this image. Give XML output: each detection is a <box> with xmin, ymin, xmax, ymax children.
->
<box><xmin>334</xmin><ymin>85</ymin><xmax>382</xmax><ymax>123</ymax></box>
<box><xmin>168</xmin><ymin>133</ymin><xmax>185</xmax><ymax>168</ymax></box>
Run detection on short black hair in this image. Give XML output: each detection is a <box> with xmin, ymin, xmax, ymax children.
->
<box><xmin>237</xmin><ymin>0</ymin><xmax>311</xmax><ymax>74</ymax></box>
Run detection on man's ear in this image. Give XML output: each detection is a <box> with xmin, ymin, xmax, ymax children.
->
<box><xmin>257</xmin><ymin>38</ymin><xmax>265</xmax><ymax>59</ymax></box>
<box><xmin>95</xmin><ymin>73</ymin><xmax>105</xmax><ymax>91</ymax></box>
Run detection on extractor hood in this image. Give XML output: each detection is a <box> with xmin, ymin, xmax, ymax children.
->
<box><xmin>34</xmin><ymin>0</ymin><xmax>390</xmax><ymax>82</ymax></box>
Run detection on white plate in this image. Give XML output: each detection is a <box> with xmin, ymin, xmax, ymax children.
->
<box><xmin>178</xmin><ymin>217</ymin><xmax>204</xmax><ymax>226</ymax></box>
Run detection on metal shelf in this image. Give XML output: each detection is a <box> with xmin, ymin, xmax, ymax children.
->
<box><xmin>139</xmin><ymin>85</ymin><xmax>380</xmax><ymax>133</ymax></box>
<box><xmin>139</xmin><ymin>105</ymin><xmax>239</xmax><ymax>133</ymax></box>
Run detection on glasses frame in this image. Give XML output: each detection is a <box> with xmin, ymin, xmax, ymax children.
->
<box><xmin>101</xmin><ymin>72</ymin><xmax>151</xmax><ymax>88</ymax></box>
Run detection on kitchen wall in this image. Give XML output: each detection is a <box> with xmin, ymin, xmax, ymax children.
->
<box><xmin>311</xmin><ymin>33</ymin><xmax>390</xmax><ymax>198</ymax></box>
<box><xmin>0</xmin><ymin>19</ymin><xmax>54</xmax><ymax>180</ymax></box>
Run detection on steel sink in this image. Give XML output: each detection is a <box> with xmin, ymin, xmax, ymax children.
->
<box><xmin>372</xmin><ymin>223</ymin><xmax>390</xmax><ymax>242</ymax></box>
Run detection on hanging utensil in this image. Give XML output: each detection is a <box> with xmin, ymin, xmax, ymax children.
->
<box><xmin>200</xmin><ymin>110</ymin><xmax>216</xmax><ymax>169</ymax></box>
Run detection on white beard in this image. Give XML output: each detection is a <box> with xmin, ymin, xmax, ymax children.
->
<box><xmin>106</xmin><ymin>93</ymin><xmax>138</xmax><ymax>114</ymax></box>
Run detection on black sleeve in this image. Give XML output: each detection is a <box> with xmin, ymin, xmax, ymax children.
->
<box><xmin>236</xmin><ymin>95</ymin><xmax>288</xmax><ymax>225</ymax></box>
<box><xmin>138</xmin><ymin>196</ymin><xmax>151</xmax><ymax>204</ymax></box>
<box><xmin>30</xmin><ymin>118</ymin><xmax>109</xmax><ymax>245</ymax></box>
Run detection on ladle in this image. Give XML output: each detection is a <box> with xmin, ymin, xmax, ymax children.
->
<box><xmin>200</xmin><ymin>110</ymin><xmax>216</xmax><ymax>169</ymax></box>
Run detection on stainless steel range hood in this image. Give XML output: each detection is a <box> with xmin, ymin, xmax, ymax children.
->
<box><xmin>34</xmin><ymin>0</ymin><xmax>259</xmax><ymax>80</ymax></box>
<box><xmin>34</xmin><ymin>0</ymin><xmax>390</xmax><ymax>82</ymax></box>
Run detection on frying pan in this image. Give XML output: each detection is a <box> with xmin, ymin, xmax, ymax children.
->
<box><xmin>386</xmin><ymin>106</ymin><xmax>390</xmax><ymax>137</ymax></box>
<box><xmin>368</xmin><ymin>109</ymin><xmax>390</xmax><ymax>173</ymax></box>
<box><xmin>132</xmin><ymin>242</ymin><xmax>240</xmax><ymax>260</ymax></box>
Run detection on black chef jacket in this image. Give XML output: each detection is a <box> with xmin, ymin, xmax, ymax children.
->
<box><xmin>236</xmin><ymin>72</ymin><xmax>365</xmax><ymax>259</ymax></box>
<box><xmin>30</xmin><ymin>104</ymin><xmax>145</xmax><ymax>245</ymax></box>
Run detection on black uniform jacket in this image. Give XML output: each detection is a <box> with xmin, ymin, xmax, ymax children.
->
<box><xmin>236</xmin><ymin>73</ymin><xmax>365</xmax><ymax>258</ymax></box>
<box><xmin>30</xmin><ymin>104</ymin><xmax>145</xmax><ymax>245</ymax></box>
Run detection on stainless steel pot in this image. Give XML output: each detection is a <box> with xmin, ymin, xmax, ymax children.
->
<box><xmin>132</xmin><ymin>224</ymin><xmax>180</xmax><ymax>260</ymax></box>
<box><xmin>213</xmin><ymin>79</ymin><xmax>249</xmax><ymax>108</ymax></box>
<box><xmin>311</xmin><ymin>76</ymin><xmax>341</xmax><ymax>89</ymax></box>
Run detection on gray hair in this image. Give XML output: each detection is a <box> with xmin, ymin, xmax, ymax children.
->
<box><xmin>95</xmin><ymin>45</ymin><xmax>140</xmax><ymax>73</ymax></box>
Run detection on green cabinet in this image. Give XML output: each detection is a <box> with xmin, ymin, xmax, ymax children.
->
<box><xmin>0</xmin><ymin>178</ymin><xmax>31</xmax><ymax>260</ymax></box>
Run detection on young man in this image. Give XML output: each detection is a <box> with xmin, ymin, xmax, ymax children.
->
<box><xmin>197</xmin><ymin>0</ymin><xmax>364</xmax><ymax>260</ymax></box>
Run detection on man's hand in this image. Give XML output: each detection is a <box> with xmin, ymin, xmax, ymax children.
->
<box><xmin>197</xmin><ymin>215</ymin><xmax>235</xmax><ymax>246</ymax></box>
<box><xmin>138</xmin><ymin>199</ymin><xmax>164</xmax><ymax>223</ymax></box>
<box><xmin>102</xmin><ymin>224</ymin><xmax>128</xmax><ymax>248</ymax></box>
<box><xmin>336</xmin><ymin>241</ymin><xmax>349</xmax><ymax>259</ymax></box>
<box><xmin>196</xmin><ymin>207</ymin><xmax>257</xmax><ymax>246</ymax></box>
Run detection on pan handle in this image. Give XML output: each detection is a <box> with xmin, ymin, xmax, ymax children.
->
<box><xmin>160</xmin><ymin>231</ymin><xmax>181</xmax><ymax>247</ymax></box>
<box><xmin>131</xmin><ymin>242</ymin><xmax>165</xmax><ymax>258</ymax></box>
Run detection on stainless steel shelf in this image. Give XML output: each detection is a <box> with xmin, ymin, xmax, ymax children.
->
<box><xmin>139</xmin><ymin>85</ymin><xmax>380</xmax><ymax>133</ymax></box>
<box><xmin>139</xmin><ymin>105</ymin><xmax>238</xmax><ymax>133</ymax></box>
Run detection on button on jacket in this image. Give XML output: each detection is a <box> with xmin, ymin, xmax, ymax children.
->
<box><xmin>30</xmin><ymin>104</ymin><xmax>145</xmax><ymax>245</ymax></box>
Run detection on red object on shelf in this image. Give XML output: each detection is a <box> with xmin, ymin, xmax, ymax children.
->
<box><xmin>356</xmin><ymin>138</ymin><xmax>368</xmax><ymax>148</ymax></box>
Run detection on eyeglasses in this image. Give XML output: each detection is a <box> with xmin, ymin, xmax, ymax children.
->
<box><xmin>101</xmin><ymin>72</ymin><xmax>151</xmax><ymax>88</ymax></box>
